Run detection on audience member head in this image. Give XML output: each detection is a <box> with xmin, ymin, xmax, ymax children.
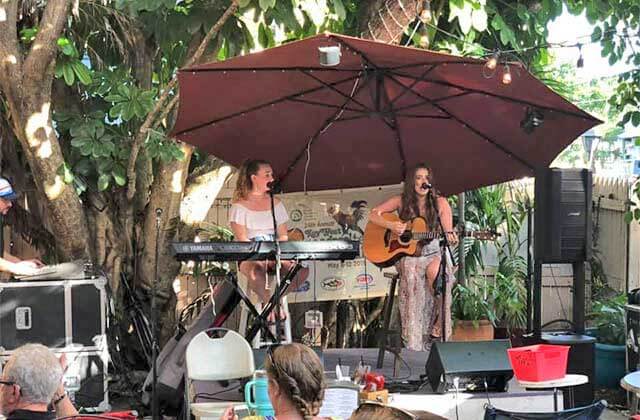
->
<box><xmin>265</xmin><ymin>343</ymin><xmax>325</xmax><ymax>420</ymax></box>
<box><xmin>350</xmin><ymin>402</ymin><xmax>416</xmax><ymax>420</ymax></box>
<box><xmin>0</xmin><ymin>343</ymin><xmax>63</xmax><ymax>415</ymax></box>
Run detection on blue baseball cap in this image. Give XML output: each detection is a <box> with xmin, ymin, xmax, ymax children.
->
<box><xmin>0</xmin><ymin>178</ymin><xmax>17</xmax><ymax>200</ymax></box>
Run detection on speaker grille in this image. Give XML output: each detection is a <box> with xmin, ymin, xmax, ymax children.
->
<box><xmin>535</xmin><ymin>168</ymin><xmax>592</xmax><ymax>263</ymax></box>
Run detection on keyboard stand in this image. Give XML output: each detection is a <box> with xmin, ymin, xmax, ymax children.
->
<box><xmin>243</xmin><ymin>261</ymin><xmax>303</xmax><ymax>344</ymax></box>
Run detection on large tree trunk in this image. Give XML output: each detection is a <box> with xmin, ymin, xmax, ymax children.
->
<box><xmin>358</xmin><ymin>0</ymin><xmax>419</xmax><ymax>43</ymax></box>
<box><xmin>0</xmin><ymin>0</ymin><xmax>91</xmax><ymax>261</ymax></box>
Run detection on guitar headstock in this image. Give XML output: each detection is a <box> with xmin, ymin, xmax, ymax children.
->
<box><xmin>471</xmin><ymin>229</ymin><xmax>500</xmax><ymax>241</ymax></box>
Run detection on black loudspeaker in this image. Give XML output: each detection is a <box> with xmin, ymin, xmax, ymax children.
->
<box><xmin>534</xmin><ymin>168</ymin><xmax>592</xmax><ymax>263</ymax></box>
<box><xmin>626</xmin><ymin>304</ymin><xmax>640</xmax><ymax>373</ymax></box>
<box><xmin>542</xmin><ymin>333</ymin><xmax>595</xmax><ymax>408</ymax></box>
<box><xmin>425</xmin><ymin>340</ymin><xmax>514</xmax><ymax>393</ymax></box>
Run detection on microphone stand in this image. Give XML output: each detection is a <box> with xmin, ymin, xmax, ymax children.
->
<box><xmin>268</xmin><ymin>183</ymin><xmax>283</xmax><ymax>341</ymax></box>
<box><xmin>151</xmin><ymin>208</ymin><xmax>162</xmax><ymax>419</ymax></box>
<box><xmin>429</xmin><ymin>191</ymin><xmax>455</xmax><ymax>343</ymax></box>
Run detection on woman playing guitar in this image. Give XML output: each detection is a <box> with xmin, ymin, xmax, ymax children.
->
<box><xmin>368</xmin><ymin>163</ymin><xmax>458</xmax><ymax>351</ymax></box>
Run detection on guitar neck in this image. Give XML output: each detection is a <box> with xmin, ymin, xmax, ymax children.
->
<box><xmin>411</xmin><ymin>230</ymin><xmax>473</xmax><ymax>240</ymax></box>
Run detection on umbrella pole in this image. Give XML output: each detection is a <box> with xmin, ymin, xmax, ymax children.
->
<box><xmin>430</xmin><ymin>192</ymin><xmax>455</xmax><ymax>343</ymax></box>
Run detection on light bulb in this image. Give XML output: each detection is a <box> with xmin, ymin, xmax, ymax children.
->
<box><xmin>502</xmin><ymin>65</ymin><xmax>512</xmax><ymax>85</ymax></box>
<box><xmin>485</xmin><ymin>52</ymin><xmax>499</xmax><ymax>71</ymax></box>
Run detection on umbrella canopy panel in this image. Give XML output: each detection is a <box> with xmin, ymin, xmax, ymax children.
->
<box><xmin>173</xmin><ymin>33</ymin><xmax>600</xmax><ymax>195</ymax></box>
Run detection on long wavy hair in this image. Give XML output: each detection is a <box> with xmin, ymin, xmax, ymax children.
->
<box><xmin>399</xmin><ymin>163</ymin><xmax>438</xmax><ymax>231</ymax></box>
<box><xmin>265</xmin><ymin>343</ymin><xmax>326</xmax><ymax>420</ymax></box>
<box><xmin>232</xmin><ymin>159</ymin><xmax>270</xmax><ymax>202</ymax></box>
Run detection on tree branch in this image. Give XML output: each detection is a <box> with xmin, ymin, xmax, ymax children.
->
<box><xmin>0</xmin><ymin>1</ymin><xmax>23</xmax><ymax>110</ymax></box>
<box><xmin>125</xmin><ymin>0</ymin><xmax>240</xmax><ymax>201</ymax></box>
<box><xmin>23</xmin><ymin>0</ymin><xmax>71</xmax><ymax>82</ymax></box>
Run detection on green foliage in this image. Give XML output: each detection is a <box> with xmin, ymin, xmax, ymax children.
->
<box><xmin>54</xmin><ymin>38</ymin><xmax>92</xmax><ymax>86</ymax></box>
<box><xmin>460</xmin><ymin>182</ymin><xmax>529</xmax><ymax>331</ymax></box>
<box><xmin>104</xmin><ymin>85</ymin><xmax>156</xmax><ymax>121</ymax></box>
<box><xmin>452</xmin><ymin>279</ymin><xmax>497</xmax><ymax>326</ymax></box>
<box><xmin>588</xmin><ymin>294</ymin><xmax>626</xmax><ymax>345</ymax></box>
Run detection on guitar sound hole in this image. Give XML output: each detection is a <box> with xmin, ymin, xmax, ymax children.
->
<box><xmin>399</xmin><ymin>232</ymin><xmax>412</xmax><ymax>243</ymax></box>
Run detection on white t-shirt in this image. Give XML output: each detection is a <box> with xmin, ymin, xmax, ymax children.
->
<box><xmin>229</xmin><ymin>201</ymin><xmax>289</xmax><ymax>240</ymax></box>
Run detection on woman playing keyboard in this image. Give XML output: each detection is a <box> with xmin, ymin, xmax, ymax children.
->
<box><xmin>229</xmin><ymin>159</ymin><xmax>309</xmax><ymax>318</ymax></box>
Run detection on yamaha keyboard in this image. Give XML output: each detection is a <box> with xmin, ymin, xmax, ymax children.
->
<box><xmin>171</xmin><ymin>240</ymin><xmax>359</xmax><ymax>261</ymax></box>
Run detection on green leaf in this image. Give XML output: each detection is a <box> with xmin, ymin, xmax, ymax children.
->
<box><xmin>238</xmin><ymin>0</ymin><xmax>251</xmax><ymax>7</ymax></box>
<box><xmin>635</xmin><ymin>208</ymin><xmax>640</xmax><ymax>220</ymax></box>
<box><xmin>112</xmin><ymin>164</ymin><xmax>127</xmax><ymax>186</ymax></box>
<box><xmin>259</xmin><ymin>0</ymin><xmax>275</xmax><ymax>11</ymax></box>
<box><xmin>57</xmin><ymin>163</ymin><xmax>74</xmax><ymax>184</ymax></box>
<box><xmin>97</xmin><ymin>159</ymin><xmax>113</xmax><ymax>173</ymax></box>
<box><xmin>471</xmin><ymin>8</ymin><xmax>488</xmax><ymax>32</ymax></box>
<box><xmin>591</xmin><ymin>26</ymin><xmax>602</xmax><ymax>42</ymax></box>
<box><xmin>516</xmin><ymin>4</ymin><xmax>529</xmax><ymax>20</ymax></box>
<box><xmin>74</xmin><ymin>159</ymin><xmax>92</xmax><ymax>176</ymax></box>
<box><xmin>331</xmin><ymin>0</ymin><xmax>346</xmax><ymax>21</ymax></box>
<box><xmin>104</xmin><ymin>94</ymin><xmax>125</xmax><ymax>103</ymax></box>
<box><xmin>97</xmin><ymin>174</ymin><xmax>111</xmax><ymax>191</ymax></box>
<box><xmin>632</xmin><ymin>112</ymin><xmax>640</xmax><ymax>127</ymax></box>
<box><xmin>628</xmin><ymin>211</ymin><xmax>636</xmax><ymax>224</ymax></box>
<box><xmin>70</xmin><ymin>60</ymin><xmax>92</xmax><ymax>85</ymax></box>
<box><xmin>62</xmin><ymin>63</ymin><xmax>75</xmax><ymax>86</ymax></box>
<box><xmin>217</xmin><ymin>40</ymin><xmax>228</xmax><ymax>61</ymax></box>
<box><xmin>258</xmin><ymin>22</ymin><xmax>269</xmax><ymax>49</ymax></box>
<box><xmin>70</xmin><ymin>137</ymin><xmax>90</xmax><ymax>147</ymax></box>
<box><xmin>57</xmin><ymin>37</ymin><xmax>78</xmax><ymax>57</ymax></box>
<box><xmin>456</xmin><ymin>2</ymin><xmax>473</xmax><ymax>34</ymax></box>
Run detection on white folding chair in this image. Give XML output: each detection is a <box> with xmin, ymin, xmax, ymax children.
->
<box><xmin>237</xmin><ymin>268</ymin><xmax>292</xmax><ymax>348</ymax></box>
<box><xmin>184</xmin><ymin>328</ymin><xmax>255</xmax><ymax>418</ymax></box>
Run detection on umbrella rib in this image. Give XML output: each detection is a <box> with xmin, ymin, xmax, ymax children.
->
<box><xmin>388</xmin><ymin>60</ymin><xmax>482</xmax><ymax>71</ymax></box>
<box><xmin>393</xmin><ymin>91</ymin><xmax>472</xmax><ymax>114</ymax></box>
<box><xmin>173</xmin><ymin>74</ymin><xmax>360</xmax><ymax>137</ymax></box>
<box><xmin>384</xmin><ymin>118</ymin><xmax>408</xmax><ymax>180</ymax></box>
<box><xmin>386</xmin><ymin>64</ymin><xmax>440</xmax><ymax>110</ymax></box>
<box><xmin>392</xmin><ymin>70</ymin><xmax>599</xmax><ymax>121</ymax></box>
<box><xmin>395</xmin><ymin>114</ymin><xmax>451</xmax><ymax>119</ymax></box>
<box><xmin>300</xmin><ymin>70</ymin><xmax>370</xmax><ymax>112</ymax></box>
<box><xmin>385</xmin><ymin>74</ymin><xmax>535</xmax><ymax>171</ymax></box>
<box><xmin>287</xmin><ymin>97</ymin><xmax>367</xmax><ymax>114</ymax></box>
<box><xmin>182</xmin><ymin>66</ymin><xmax>363</xmax><ymax>73</ymax></box>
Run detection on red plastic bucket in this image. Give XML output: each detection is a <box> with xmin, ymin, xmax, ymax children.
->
<box><xmin>507</xmin><ymin>344</ymin><xmax>569</xmax><ymax>382</ymax></box>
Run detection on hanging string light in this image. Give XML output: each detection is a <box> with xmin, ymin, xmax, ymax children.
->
<box><xmin>419</xmin><ymin>0</ymin><xmax>432</xmax><ymax>24</ymax></box>
<box><xmin>576</xmin><ymin>43</ymin><xmax>584</xmax><ymax>68</ymax></box>
<box><xmin>501</xmin><ymin>65</ymin><xmax>512</xmax><ymax>85</ymax></box>
<box><xmin>485</xmin><ymin>51</ymin><xmax>500</xmax><ymax>71</ymax></box>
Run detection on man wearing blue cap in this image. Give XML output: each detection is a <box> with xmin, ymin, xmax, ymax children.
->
<box><xmin>0</xmin><ymin>177</ymin><xmax>44</xmax><ymax>277</ymax></box>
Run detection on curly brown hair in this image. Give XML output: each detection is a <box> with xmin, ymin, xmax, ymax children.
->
<box><xmin>265</xmin><ymin>343</ymin><xmax>325</xmax><ymax>420</ymax></box>
<box><xmin>233</xmin><ymin>159</ymin><xmax>270</xmax><ymax>202</ymax></box>
<box><xmin>398</xmin><ymin>163</ymin><xmax>438</xmax><ymax>231</ymax></box>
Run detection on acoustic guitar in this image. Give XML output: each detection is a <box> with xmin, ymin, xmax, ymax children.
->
<box><xmin>363</xmin><ymin>213</ymin><xmax>499</xmax><ymax>267</ymax></box>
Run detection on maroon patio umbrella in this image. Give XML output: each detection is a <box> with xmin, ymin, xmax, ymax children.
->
<box><xmin>171</xmin><ymin>33</ymin><xmax>600</xmax><ymax>195</ymax></box>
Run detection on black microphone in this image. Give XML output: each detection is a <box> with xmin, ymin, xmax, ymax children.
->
<box><xmin>267</xmin><ymin>180</ymin><xmax>282</xmax><ymax>194</ymax></box>
<box><xmin>421</xmin><ymin>182</ymin><xmax>432</xmax><ymax>190</ymax></box>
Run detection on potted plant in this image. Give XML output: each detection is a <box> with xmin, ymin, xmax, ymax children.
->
<box><xmin>587</xmin><ymin>293</ymin><xmax>626</xmax><ymax>388</ymax></box>
<box><xmin>491</xmin><ymin>266</ymin><xmax>527</xmax><ymax>339</ymax></box>
<box><xmin>451</xmin><ymin>280</ymin><xmax>497</xmax><ymax>341</ymax></box>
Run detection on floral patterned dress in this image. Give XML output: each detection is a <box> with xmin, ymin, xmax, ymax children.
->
<box><xmin>395</xmin><ymin>239</ymin><xmax>455</xmax><ymax>351</ymax></box>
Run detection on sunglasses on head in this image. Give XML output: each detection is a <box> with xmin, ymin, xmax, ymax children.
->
<box><xmin>265</xmin><ymin>343</ymin><xmax>282</xmax><ymax>367</ymax></box>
